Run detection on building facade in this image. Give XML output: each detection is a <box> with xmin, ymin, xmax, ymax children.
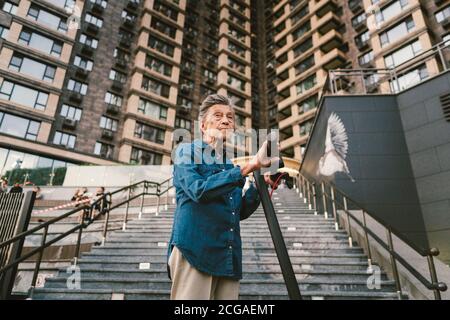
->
<box><xmin>0</xmin><ymin>0</ymin><xmax>449</xmax><ymax>184</ymax></box>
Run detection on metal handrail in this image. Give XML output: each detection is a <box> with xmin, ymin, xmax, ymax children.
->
<box><xmin>292</xmin><ymin>173</ymin><xmax>448</xmax><ymax>300</ymax></box>
<box><xmin>0</xmin><ymin>177</ymin><xmax>174</xmax><ymax>299</ymax></box>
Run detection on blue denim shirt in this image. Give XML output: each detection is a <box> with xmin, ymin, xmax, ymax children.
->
<box><xmin>167</xmin><ymin>139</ymin><xmax>260</xmax><ymax>280</ymax></box>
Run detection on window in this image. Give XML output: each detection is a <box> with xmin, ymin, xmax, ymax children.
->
<box><xmin>436</xmin><ymin>6</ymin><xmax>450</xmax><ymax>23</ymax></box>
<box><xmin>230</xmin><ymin>0</ymin><xmax>245</xmax><ymax>14</ymax></box>
<box><xmin>138</xmin><ymin>98</ymin><xmax>168</xmax><ymax>121</ymax></box>
<box><xmin>53</xmin><ymin>131</ymin><xmax>76</xmax><ymax>149</ymax></box>
<box><xmin>177</xmin><ymin>96</ymin><xmax>192</xmax><ymax>109</ymax></box>
<box><xmin>2</xmin><ymin>1</ymin><xmax>18</xmax><ymax>14</ymax></box>
<box><xmin>376</xmin><ymin>0</ymin><xmax>409</xmax><ymax>24</ymax></box>
<box><xmin>390</xmin><ymin>64</ymin><xmax>428</xmax><ymax>92</ymax></box>
<box><xmin>0</xmin><ymin>80</ymin><xmax>49</xmax><ymax>110</ymax></box>
<box><xmin>0</xmin><ymin>25</ymin><xmax>9</xmax><ymax>39</ymax></box>
<box><xmin>109</xmin><ymin>69</ymin><xmax>127</xmax><ymax>83</ymax></box>
<box><xmin>291</xmin><ymin>5</ymin><xmax>309</xmax><ymax>25</ymax></box>
<box><xmin>295</xmin><ymin>55</ymin><xmax>314</xmax><ymax>75</ymax></box>
<box><xmin>229</xmin><ymin>13</ymin><xmax>246</xmax><ymax>28</ymax></box>
<box><xmin>154</xmin><ymin>0</ymin><xmax>178</xmax><ymax>21</ymax></box>
<box><xmin>298</xmin><ymin>95</ymin><xmax>317</xmax><ymax>114</ymax></box>
<box><xmin>74</xmin><ymin>56</ymin><xmax>94</xmax><ymax>71</ymax></box>
<box><xmin>142</xmin><ymin>76</ymin><xmax>170</xmax><ymax>97</ymax></box>
<box><xmin>89</xmin><ymin>0</ymin><xmax>107</xmax><ymax>8</ymax></box>
<box><xmin>27</xmin><ymin>5</ymin><xmax>68</xmax><ymax>33</ymax></box>
<box><xmin>54</xmin><ymin>0</ymin><xmax>76</xmax><ymax>10</ymax></box>
<box><xmin>104</xmin><ymin>92</ymin><xmax>122</xmax><ymax>107</ymax></box>
<box><xmin>228</xmin><ymin>40</ymin><xmax>246</xmax><ymax>58</ymax></box>
<box><xmin>235</xmin><ymin>113</ymin><xmax>245</xmax><ymax>128</ymax></box>
<box><xmin>134</xmin><ymin>122</ymin><xmax>165</xmax><ymax>144</ymax></box>
<box><xmin>352</xmin><ymin>12</ymin><xmax>366</xmax><ymax>28</ymax></box>
<box><xmin>228</xmin><ymin>27</ymin><xmax>246</xmax><ymax>43</ymax></box>
<box><xmin>359</xmin><ymin>50</ymin><xmax>374</xmax><ymax>66</ymax></box>
<box><xmin>100</xmin><ymin>116</ymin><xmax>118</xmax><ymax>131</ymax></box>
<box><xmin>203</xmin><ymin>68</ymin><xmax>217</xmax><ymax>81</ymax></box>
<box><xmin>292</xmin><ymin>21</ymin><xmax>311</xmax><ymax>41</ymax></box>
<box><xmin>227</xmin><ymin>75</ymin><xmax>245</xmax><ymax>91</ymax></box>
<box><xmin>355</xmin><ymin>30</ymin><xmax>370</xmax><ymax>47</ymax></box>
<box><xmin>296</xmin><ymin>74</ymin><xmax>316</xmax><ymax>95</ymax></box>
<box><xmin>379</xmin><ymin>17</ymin><xmax>415</xmax><ymax>47</ymax></box>
<box><xmin>85</xmin><ymin>13</ymin><xmax>103</xmax><ymax>28</ymax></box>
<box><xmin>67</xmin><ymin>79</ymin><xmax>88</xmax><ymax>95</ymax></box>
<box><xmin>60</xmin><ymin>104</ymin><xmax>82</xmax><ymax>121</ymax></box>
<box><xmin>18</xmin><ymin>28</ymin><xmax>63</xmax><ymax>57</ymax></box>
<box><xmin>9</xmin><ymin>54</ymin><xmax>57</xmax><ymax>82</ymax></box>
<box><xmin>146</xmin><ymin>55</ymin><xmax>173</xmax><ymax>76</ymax></box>
<box><xmin>148</xmin><ymin>36</ymin><xmax>174</xmax><ymax>57</ymax></box>
<box><xmin>299</xmin><ymin>120</ymin><xmax>314</xmax><ymax>135</ymax></box>
<box><xmin>293</xmin><ymin>37</ymin><xmax>312</xmax><ymax>57</ymax></box>
<box><xmin>151</xmin><ymin>17</ymin><xmax>176</xmax><ymax>38</ymax></box>
<box><xmin>228</xmin><ymin>93</ymin><xmax>245</xmax><ymax>108</ymax></box>
<box><xmin>0</xmin><ymin>112</ymin><xmax>40</xmax><ymax>141</ymax></box>
<box><xmin>175</xmin><ymin>117</ymin><xmax>191</xmax><ymax>130</ymax></box>
<box><xmin>227</xmin><ymin>57</ymin><xmax>245</xmax><ymax>74</ymax></box>
<box><xmin>384</xmin><ymin>40</ymin><xmax>422</xmax><ymax>68</ymax></box>
<box><xmin>79</xmin><ymin>33</ymin><xmax>99</xmax><ymax>49</ymax></box>
<box><xmin>130</xmin><ymin>147</ymin><xmax>163</xmax><ymax>165</ymax></box>
<box><xmin>94</xmin><ymin>142</ymin><xmax>114</xmax><ymax>159</ymax></box>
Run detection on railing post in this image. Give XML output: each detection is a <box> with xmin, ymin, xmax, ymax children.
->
<box><xmin>312</xmin><ymin>183</ymin><xmax>317</xmax><ymax>215</ymax></box>
<box><xmin>295</xmin><ymin>176</ymin><xmax>299</xmax><ymax>194</ymax></box>
<box><xmin>156</xmin><ymin>184</ymin><xmax>161</xmax><ymax>216</ymax></box>
<box><xmin>330</xmin><ymin>186</ymin><xmax>339</xmax><ymax>231</ymax></box>
<box><xmin>101</xmin><ymin>193</ymin><xmax>111</xmax><ymax>246</ymax></box>
<box><xmin>165</xmin><ymin>180</ymin><xmax>169</xmax><ymax>211</ymax></box>
<box><xmin>299</xmin><ymin>175</ymin><xmax>303</xmax><ymax>198</ymax></box>
<box><xmin>321</xmin><ymin>182</ymin><xmax>328</xmax><ymax>219</ymax></box>
<box><xmin>74</xmin><ymin>217</ymin><xmax>84</xmax><ymax>265</ymax></box>
<box><xmin>30</xmin><ymin>225</ymin><xmax>48</xmax><ymax>290</ymax></box>
<box><xmin>427</xmin><ymin>248</ymin><xmax>444</xmax><ymax>300</ymax></box>
<box><xmin>343</xmin><ymin>196</ymin><xmax>353</xmax><ymax>247</ymax></box>
<box><xmin>302</xmin><ymin>178</ymin><xmax>307</xmax><ymax>204</ymax></box>
<box><xmin>386</xmin><ymin>229</ymin><xmax>403</xmax><ymax>300</ymax></box>
<box><xmin>139</xmin><ymin>182</ymin><xmax>146</xmax><ymax>219</ymax></box>
<box><xmin>307</xmin><ymin>181</ymin><xmax>312</xmax><ymax>210</ymax></box>
<box><xmin>362</xmin><ymin>210</ymin><xmax>373</xmax><ymax>268</ymax></box>
<box><xmin>123</xmin><ymin>186</ymin><xmax>131</xmax><ymax>230</ymax></box>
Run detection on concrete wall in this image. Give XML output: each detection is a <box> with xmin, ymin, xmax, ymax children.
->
<box><xmin>397</xmin><ymin>71</ymin><xmax>450</xmax><ymax>264</ymax></box>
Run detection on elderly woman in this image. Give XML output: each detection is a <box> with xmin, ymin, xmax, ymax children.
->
<box><xmin>167</xmin><ymin>94</ymin><xmax>279</xmax><ymax>300</ymax></box>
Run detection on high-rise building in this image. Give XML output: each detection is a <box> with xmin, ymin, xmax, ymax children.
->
<box><xmin>0</xmin><ymin>0</ymin><xmax>448</xmax><ymax>185</ymax></box>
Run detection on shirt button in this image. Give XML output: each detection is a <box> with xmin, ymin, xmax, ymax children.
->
<box><xmin>230</xmin><ymin>228</ymin><xmax>233</xmax><ymax>232</ymax></box>
<box><xmin>229</xmin><ymin>196</ymin><xmax>233</xmax><ymax>200</ymax></box>
<box><xmin>232</xmin><ymin>212</ymin><xmax>235</xmax><ymax>215</ymax></box>
<box><xmin>229</xmin><ymin>245</ymin><xmax>232</xmax><ymax>249</ymax></box>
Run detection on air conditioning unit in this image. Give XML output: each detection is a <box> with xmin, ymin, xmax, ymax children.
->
<box><xmin>106</xmin><ymin>104</ymin><xmax>120</xmax><ymax>115</ymax></box>
<box><xmin>180</xmin><ymin>84</ymin><xmax>191</xmax><ymax>94</ymax></box>
<box><xmin>63</xmin><ymin>118</ymin><xmax>78</xmax><ymax>129</ymax></box>
<box><xmin>102</xmin><ymin>129</ymin><xmax>114</xmax><ymax>140</ymax></box>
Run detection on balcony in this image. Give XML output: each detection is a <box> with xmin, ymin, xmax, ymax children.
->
<box><xmin>122</xmin><ymin>16</ymin><xmax>136</xmax><ymax>29</ymax></box>
<box><xmin>106</xmin><ymin>104</ymin><xmax>120</xmax><ymax>115</ymax></box>
<box><xmin>204</xmin><ymin>77</ymin><xmax>216</xmax><ymax>86</ymax></box>
<box><xmin>81</xmin><ymin>44</ymin><xmax>94</xmax><ymax>57</ymax></box>
<box><xmin>352</xmin><ymin>18</ymin><xmax>367</xmax><ymax>32</ymax></box>
<box><xmin>180</xmin><ymin>84</ymin><xmax>192</xmax><ymax>95</ymax></box>
<box><xmin>207</xmin><ymin>58</ymin><xmax>217</xmax><ymax>68</ymax></box>
<box><xmin>315</xmin><ymin>0</ymin><xmax>339</xmax><ymax>18</ymax></box>
<box><xmin>349</xmin><ymin>0</ymin><xmax>363</xmax><ymax>13</ymax></box>
<box><xmin>111</xmin><ymin>80</ymin><xmax>124</xmax><ymax>91</ymax></box>
<box><xmin>68</xmin><ymin>91</ymin><xmax>83</xmax><ymax>104</ymax></box>
<box><xmin>62</xmin><ymin>118</ymin><xmax>78</xmax><ymax>130</ymax></box>
<box><xmin>102</xmin><ymin>129</ymin><xmax>114</xmax><ymax>140</ymax></box>
<box><xmin>119</xmin><ymin>37</ymin><xmax>133</xmax><ymax>48</ymax></box>
<box><xmin>115</xmin><ymin>58</ymin><xmax>128</xmax><ymax>69</ymax></box>
<box><xmin>319</xmin><ymin>30</ymin><xmax>344</xmax><ymax>53</ymax></box>
<box><xmin>355</xmin><ymin>37</ymin><xmax>370</xmax><ymax>51</ymax></box>
<box><xmin>127</xmin><ymin>0</ymin><xmax>139</xmax><ymax>11</ymax></box>
<box><xmin>322</xmin><ymin>48</ymin><xmax>348</xmax><ymax>70</ymax></box>
<box><xmin>84</xmin><ymin>23</ymin><xmax>100</xmax><ymax>36</ymax></box>
<box><xmin>317</xmin><ymin>13</ymin><xmax>341</xmax><ymax>35</ymax></box>
<box><xmin>72</xmin><ymin>66</ymin><xmax>89</xmax><ymax>80</ymax></box>
<box><xmin>178</xmin><ymin>105</ymin><xmax>191</xmax><ymax>114</ymax></box>
<box><xmin>90</xmin><ymin>0</ymin><xmax>105</xmax><ymax>15</ymax></box>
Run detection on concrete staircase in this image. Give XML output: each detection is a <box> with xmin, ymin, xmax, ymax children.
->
<box><xmin>30</xmin><ymin>188</ymin><xmax>406</xmax><ymax>300</ymax></box>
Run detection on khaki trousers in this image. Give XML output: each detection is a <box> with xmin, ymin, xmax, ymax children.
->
<box><xmin>168</xmin><ymin>246</ymin><xmax>240</xmax><ymax>300</ymax></box>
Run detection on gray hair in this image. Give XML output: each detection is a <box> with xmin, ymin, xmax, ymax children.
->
<box><xmin>198</xmin><ymin>94</ymin><xmax>235</xmax><ymax>123</ymax></box>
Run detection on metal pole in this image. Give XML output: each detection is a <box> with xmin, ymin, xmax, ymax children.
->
<box><xmin>165</xmin><ymin>180</ymin><xmax>169</xmax><ymax>211</ymax></box>
<box><xmin>321</xmin><ymin>182</ymin><xmax>328</xmax><ymax>219</ymax></box>
<box><xmin>302</xmin><ymin>177</ymin><xmax>307</xmax><ymax>204</ymax></box>
<box><xmin>386</xmin><ymin>229</ymin><xmax>403</xmax><ymax>300</ymax></box>
<box><xmin>330</xmin><ymin>186</ymin><xmax>338</xmax><ymax>231</ymax></box>
<box><xmin>74</xmin><ymin>219</ymin><xmax>84</xmax><ymax>265</ymax></box>
<box><xmin>30</xmin><ymin>225</ymin><xmax>48</xmax><ymax>289</ymax></box>
<box><xmin>312</xmin><ymin>183</ymin><xmax>317</xmax><ymax>215</ymax></box>
<box><xmin>362</xmin><ymin>210</ymin><xmax>373</xmax><ymax>268</ymax></box>
<box><xmin>101</xmin><ymin>193</ymin><xmax>112</xmax><ymax>246</ymax></box>
<box><xmin>307</xmin><ymin>181</ymin><xmax>312</xmax><ymax>210</ymax></box>
<box><xmin>139</xmin><ymin>182</ymin><xmax>146</xmax><ymax>219</ymax></box>
<box><xmin>156</xmin><ymin>184</ymin><xmax>161</xmax><ymax>216</ymax></box>
<box><xmin>427</xmin><ymin>248</ymin><xmax>443</xmax><ymax>300</ymax></box>
<box><xmin>123</xmin><ymin>186</ymin><xmax>131</xmax><ymax>230</ymax></box>
<box><xmin>343</xmin><ymin>196</ymin><xmax>352</xmax><ymax>247</ymax></box>
<box><xmin>254</xmin><ymin>169</ymin><xmax>302</xmax><ymax>300</ymax></box>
